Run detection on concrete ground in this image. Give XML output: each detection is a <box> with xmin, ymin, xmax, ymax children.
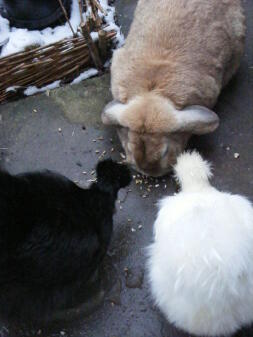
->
<box><xmin>0</xmin><ymin>0</ymin><xmax>253</xmax><ymax>336</ymax></box>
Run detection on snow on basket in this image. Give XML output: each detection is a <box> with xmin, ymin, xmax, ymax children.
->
<box><xmin>0</xmin><ymin>0</ymin><xmax>123</xmax><ymax>103</ymax></box>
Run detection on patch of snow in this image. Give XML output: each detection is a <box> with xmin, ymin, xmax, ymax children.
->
<box><xmin>0</xmin><ymin>0</ymin><xmax>124</xmax><ymax>57</ymax></box>
<box><xmin>70</xmin><ymin>68</ymin><xmax>98</xmax><ymax>85</ymax></box>
<box><xmin>90</xmin><ymin>31</ymin><xmax>99</xmax><ymax>41</ymax></box>
<box><xmin>2</xmin><ymin>29</ymin><xmax>44</xmax><ymax>56</ymax></box>
<box><xmin>6</xmin><ymin>86</ymin><xmax>21</xmax><ymax>92</ymax></box>
<box><xmin>0</xmin><ymin>16</ymin><xmax>10</xmax><ymax>45</ymax></box>
<box><xmin>0</xmin><ymin>0</ymin><xmax>124</xmax><ymax>97</ymax></box>
<box><xmin>0</xmin><ymin>0</ymin><xmax>81</xmax><ymax>57</ymax></box>
<box><xmin>24</xmin><ymin>80</ymin><xmax>61</xmax><ymax>96</ymax></box>
<box><xmin>99</xmin><ymin>0</ymin><xmax>125</xmax><ymax>47</ymax></box>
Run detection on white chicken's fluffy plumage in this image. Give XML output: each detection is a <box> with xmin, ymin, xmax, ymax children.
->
<box><xmin>147</xmin><ymin>151</ymin><xmax>253</xmax><ymax>336</ymax></box>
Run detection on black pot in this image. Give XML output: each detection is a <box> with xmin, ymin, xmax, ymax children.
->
<box><xmin>1</xmin><ymin>0</ymin><xmax>72</xmax><ymax>30</ymax></box>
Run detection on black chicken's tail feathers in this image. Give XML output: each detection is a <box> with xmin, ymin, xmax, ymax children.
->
<box><xmin>96</xmin><ymin>159</ymin><xmax>131</xmax><ymax>190</ymax></box>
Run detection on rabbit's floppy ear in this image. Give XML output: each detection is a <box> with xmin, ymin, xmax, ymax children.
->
<box><xmin>169</xmin><ymin>105</ymin><xmax>219</xmax><ymax>135</ymax></box>
<box><xmin>101</xmin><ymin>100</ymin><xmax>129</xmax><ymax>126</ymax></box>
<box><xmin>102</xmin><ymin>97</ymin><xmax>219</xmax><ymax>134</ymax></box>
<box><xmin>101</xmin><ymin>95</ymin><xmax>178</xmax><ymax>132</ymax></box>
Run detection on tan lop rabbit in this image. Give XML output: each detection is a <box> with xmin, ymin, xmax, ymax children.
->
<box><xmin>102</xmin><ymin>0</ymin><xmax>245</xmax><ymax>176</ymax></box>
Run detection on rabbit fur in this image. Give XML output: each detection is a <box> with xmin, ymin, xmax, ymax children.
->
<box><xmin>102</xmin><ymin>0</ymin><xmax>245</xmax><ymax>176</ymax></box>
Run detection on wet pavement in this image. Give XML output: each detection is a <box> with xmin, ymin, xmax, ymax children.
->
<box><xmin>0</xmin><ymin>0</ymin><xmax>253</xmax><ymax>336</ymax></box>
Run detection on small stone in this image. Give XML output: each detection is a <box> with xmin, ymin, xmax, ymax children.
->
<box><xmin>226</xmin><ymin>146</ymin><xmax>230</xmax><ymax>151</ymax></box>
<box><xmin>91</xmin><ymin>170</ymin><xmax>96</xmax><ymax>175</ymax></box>
<box><xmin>120</xmin><ymin>153</ymin><xmax>126</xmax><ymax>159</ymax></box>
<box><xmin>119</xmin><ymin>205</ymin><xmax>123</xmax><ymax>210</ymax></box>
<box><xmin>100</xmin><ymin>150</ymin><xmax>107</xmax><ymax>156</ymax></box>
<box><xmin>128</xmin><ymin>218</ymin><xmax>132</xmax><ymax>223</ymax></box>
<box><xmin>138</xmin><ymin>225</ymin><xmax>143</xmax><ymax>230</ymax></box>
<box><xmin>58</xmin><ymin>128</ymin><xmax>62</xmax><ymax>132</ymax></box>
<box><xmin>33</xmin><ymin>109</ymin><xmax>37</xmax><ymax>113</ymax></box>
<box><xmin>97</xmin><ymin>136</ymin><xmax>104</xmax><ymax>140</ymax></box>
<box><xmin>82</xmin><ymin>171</ymin><xmax>87</xmax><ymax>175</ymax></box>
<box><xmin>234</xmin><ymin>153</ymin><xmax>240</xmax><ymax>159</ymax></box>
<box><xmin>135</xmin><ymin>179</ymin><xmax>143</xmax><ymax>185</ymax></box>
<box><xmin>155</xmin><ymin>184</ymin><xmax>160</xmax><ymax>188</ymax></box>
<box><xmin>95</xmin><ymin>150</ymin><xmax>100</xmax><ymax>154</ymax></box>
<box><xmin>131</xmin><ymin>228</ymin><xmax>136</xmax><ymax>232</ymax></box>
<box><xmin>60</xmin><ymin>332</ymin><xmax>66</xmax><ymax>336</ymax></box>
<box><xmin>111</xmin><ymin>148</ymin><xmax>115</xmax><ymax>152</ymax></box>
<box><xmin>92</xmin><ymin>139</ymin><xmax>97</xmax><ymax>142</ymax></box>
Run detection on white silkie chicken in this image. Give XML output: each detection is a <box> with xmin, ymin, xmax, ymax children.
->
<box><xmin>147</xmin><ymin>151</ymin><xmax>253</xmax><ymax>336</ymax></box>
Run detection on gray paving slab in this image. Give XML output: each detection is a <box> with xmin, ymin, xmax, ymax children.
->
<box><xmin>0</xmin><ymin>0</ymin><xmax>253</xmax><ymax>336</ymax></box>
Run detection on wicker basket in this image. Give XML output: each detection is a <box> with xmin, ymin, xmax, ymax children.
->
<box><xmin>0</xmin><ymin>0</ymin><xmax>118</xmax><ymax>104</ymax></box>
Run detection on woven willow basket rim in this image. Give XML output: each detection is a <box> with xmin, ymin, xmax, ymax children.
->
<box><xmin>0</xmin><ymin>0</ymin><xmax>118</xmax><ymax>103</ymax></box>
